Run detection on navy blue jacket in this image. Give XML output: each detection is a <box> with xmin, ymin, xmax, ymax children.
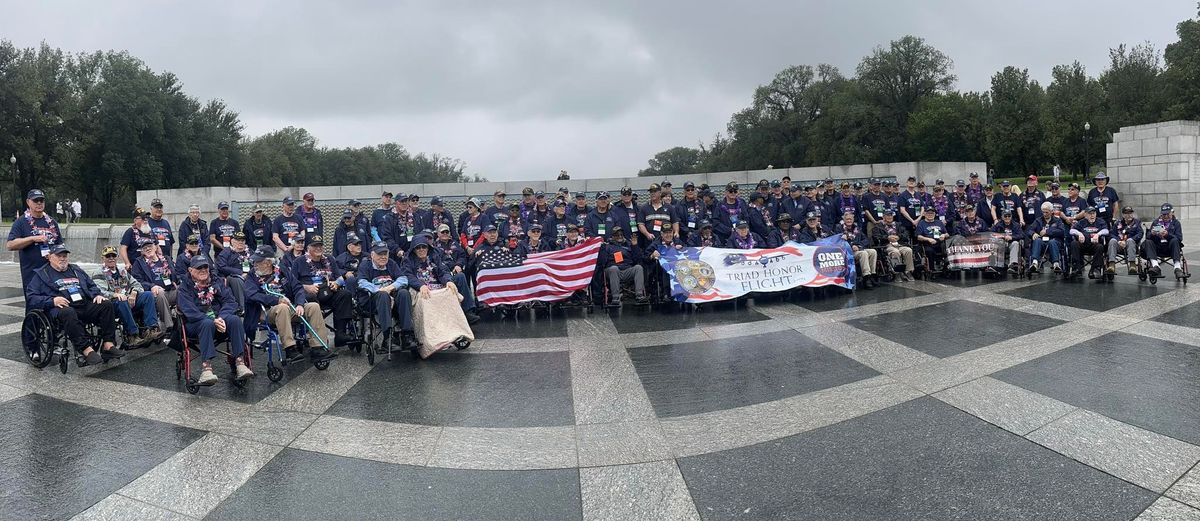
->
<box><xmin>293</xmin><ymin>254</ymin><xmax>343</xmax><ymax>287</ymax></box>
<box><xmin>133</xmin><ymin>255</ymin><xmax>179</xmax><ymax>292</ymax></box>
<box><xmin>402</xmin><ymin>240</ymin><xmax>451</xmax><ymax>291</ymax></box>
<box><xmin>726</xmin><ymin>231</ymin><xmax>765</xmax><ymax>249</ymax></box>
<box><xmin>359</xmin><ymin>258</ymin><xmax>407</xmax><ymax>290</ymax></box>
<box><xmin>332</xmin><ymin>221</ymin><xmax>369</xmax><ymax>257</ymax></box>
<box><xmin>178</xmin><ymin>275</ymin><xmax>235</xmax><ymax>322</ymax></box>
<box><xmin>177</xmin><ymin>217</ymin><xmax>209</xmax><ymax>257</ymax></box>
<box><xmin>600</xmin><ymin>239</ymin><xmax>641</xmax><ymax>269</ymax></box>
<box><xmin>242</xmin><ymin>216</ymin><xmax>272</xmax><ymax>252</ymax></box>
<box><xmin>711</xmin><ymin>197</ymin><xmax>750</xmax><ymax>239</ymax></box>
<box><xmin>991</xmin><ymin>220</ymin><xmax>1026</xmax><ymax>241</ymax></box>
<box><xmin>687</xmin><ymin>232</ymin><xmax>723</xmax><ymax>248</ymax></box>
<box><xmin>585</xmin><ymin>208</ymin><xmax>620</xmax><ymax>239</ymax></box>
<box><xmin>244</xmin><ymin>264</ymin><xmax>307</xmax><ymax>311</ymax></box>
<box><xmin>1025</xmin><ymin>215</ymin><xmax>1068</xmax><ymax>240</ymax></box>
<box><xmin>216</xmin><ymin>247</ymin><xmax>251</xmax><ymax>278</ymax></box>
<box><xmin>1112</xmin><ymin>217</ymin><xmax>1144</xmax><ymax>243</ymax></box>
<box><xmin>26</xmin><ymin>263</ymin><xmax>102</xmax><ymax>311</ymax></box>
<box><xmin>335</xmin><ymin>251</ymin><xmax>367</xmax><ymax>276</ymax></box>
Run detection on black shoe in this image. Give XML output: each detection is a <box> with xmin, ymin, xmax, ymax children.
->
<box><xmin>284</xmin><ymin>346</ymin><xmax>304</xmax><ymax>363</ymax></box>
<box><xmin>334</xmin><ymin>332</ymin><xmax>353</xmax><ymax>347</ymax></box>
<box><xmin>1150</xmin><ymin>266</ymin><xmax>1162</xmax><ymax>277</ymax></box>
<box><xmin>101</xmin><ymin>347</ymin><xmax>126</xmax><ymax>360</ymax></box>
<box><xmin>1176</xmin><ymin>267</ymin><xmax>1185</xmax><ymax>279</ymax></box>
<box><xmin>452</xmin><ymin>336</ymin><xmax>471</xmax><ymax>350</ymax></box>
<box><xmin>607</xmin><ymin>300</ymin><xmax>622</xmax><ymax>309</ymax></box>
<box><xmin>81</xmin><ymin>350</ymin><xmax>103</xmax><ymax>366</ymax></box>
<box><xmin>400</xmin><ymin>331</ymin><xmax>419</xmax><ymax>351</ymax></box>
<box><xmin>309</xmin><ymin>346</ymin><xmax>337</xmax><ymax>362</ymax></box>
<box><xmin>635</xmin><ymin>295</ymin><xmax>650</xmax><ymax>305</ymax></box>
<box><xmin>464</xmin><ymin>311</ymin><xmax>481</xmax><ymax>325</ymax></box>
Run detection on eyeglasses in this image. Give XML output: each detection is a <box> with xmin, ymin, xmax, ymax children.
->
<box><xmin>31</xmin><ymin>198</ymin><xmax>45</xmax><ymax>203</ymax></box>
<box><xmin>685</xmin><ymin>187</ymin><xmax>696</xmax><ymax>192</ymax></box>
<box><xmin>438</xmin><ymin>230</ymin><xmax>450</xmax><ymax>234</ymax></box>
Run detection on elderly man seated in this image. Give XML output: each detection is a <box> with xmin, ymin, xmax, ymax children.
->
<box><xmin>27</xmin><ymin>244</ymin><xmax>124</xmax><ymax>366</ymax></box>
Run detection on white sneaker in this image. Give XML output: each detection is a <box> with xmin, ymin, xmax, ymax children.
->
<box><xmin>197</xmin><ymin>367</ymin><xmax>218</xmax><ymax>386</ymax></box>
<box><xmin>1031</xmin><ymin>260</ymin><xmax>1039</xmax><ymax>269</ymax></box>
<box><xmin>235</xmin><ymin>362</ymin><xmax>255</xmax><ymax>381</ymax></box>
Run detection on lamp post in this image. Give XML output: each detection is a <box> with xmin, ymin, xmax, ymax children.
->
<box><xmin>9</xmin><ymin>154</ymin><xmax>17</xmax><ymax>219</ymax></box>
<box><xmin>1083</xmin><ymin>121</ymin><xmax>1091</xmax><ymax>184</ymax></box>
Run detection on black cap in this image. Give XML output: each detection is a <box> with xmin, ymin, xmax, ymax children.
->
<box><xmin>775</xmin><ymin>212</ymin><xmax>793</xmax><ymax>222</ymax></box>
<box><xmin>660</xmin><ymin>179</ymin><xmax>672</xmax><ymax>187</ymax></box>
<box><xmin>151</xmin><ymin>198</ymin><xmax>163</xmax><ymax>208</ymax></box>
<box><xmin>1049</xmin><ymin>182</ymin><xmax>1061</xmax><ymax>189</ymax></box>
<box><xmin>620</xmin><ymin>186</ymin><xmax>633</xmax><ymax>195</ymax></box>
<box><xmin>883</xmin><ymin>208</ymin><xmax>896</xmax><ymax>216</ymax></box>
<box><xmin>232</xmin><ymin>231</ymin><xmax>246</xmax><ymax>241</ymax></box>
<box><xmin>308</xmin><ymin>235</ymin><xmax>324</xmax><ymax>245</ymax></box>
<box><xmin>749</xmin><ymin>193</ymin><xmax>765</xmax><ymax>203</ymax></box>
<box><xmin>725</xmin><ymin>182</ymin><xmax>739</xmax><ymax>192</ymax></box>
<box><xmin>969</xmin><ymin>172</ymin><xmax>979</xmax><ymax>178</ymax></box>
<box><xmin>49</xmin><ymin>243</ymin><xmax>70</xmax><ymax>255</ymax></box>
<box><xmin>1161</xmin><ymin>203</ymin><xmax>1173</xmax><ymax>214</ymax></box>
<box><xmin>132</xmin><ymin>207</ymin><xmax>148</xmax><ymax>219</ymax></box>
<box><xmin>430</xmin><ymin>196</ymin><xmax>443</xmax><ymax>206</ymax></box>
<box><xmin>575</xmin><ymin>192</ymin><xmax>586</xmax><ymax>199</ymax></box>
<box><xmin>684</xmin><ymin>181</ymin><xmax>695</xmax><ymax>189</ymax></box>
<box><xmin>955</xmin><ymin>179</ymin><xmax>966</xmax><ymax>186</ymax></box>
<box><xmin>186</xmin><ymin>233</ymin><xmax>201</xmax><ymax>244</ymax></box>
<box><xmin>805</xmin><ymin>211</ymin><xmax>819</xmax><ymax>220</ymax></box>
<box><xmin>27</xmin><ymin>189</ymin><xmax>46</xmax><ymax>200</ymax></box>
<box><xmin>1001</xmin><ymin>210</ymin><xmax>1012</xmax><ymax>217</ymax></box>
<box><xmin>347</xmin><ymin>233</ymin><xmax>363</xmax><ymax>244</ymax></box>
<box><xmin>1068</xmin><ymin>182</ymin><xmax>1080</xmax><ymax>189</ymax></box>
<box><xmin>907</xmin><ymin>176</ymin><xmax>917</xmax><ymax>182</ymax></box>
<box><xmin>735</xmin><ymin>221</ymin><xmax>750</xmax><ymax>229</ymax></box>
<box><xmin>870</xmin><ymin>178</ymin><xmax>881</xmax><ymax>185</ymax></box>
<box><xmin>217</xmin><ymin>201</ymin><xmax>230</xmax><ymax>210</ymax></box>
<box><xmin>597</xmin><ymin>191</ymin><xmax>610</xmax><ymax>199</ymax></box>
<box><xmin>189</xmin><ymin>255</ymin><xmax>210</xmax><ymax>269</ymax></box>
<box><xmin>1122</xmin><ymin>206</ymin><xmax>1135</xmax><ymax>214</ymax></box>
<box><xmin>529</xmin><ymin>224</ymin><xmax>543</xmax><ymax>231</ymax></box>
<box><xmin>852</xmin><ymin>182</ymin><xmax>863</xmax><ymax>189</ymax></box>
<box><xmin>1000</xmin><ymin>180</ymin><xmax>1010</xmax><ymax>186</ymax></box>
<box><xmin>770</xmin><ymin>179</ymin><xmax>781</xmax><ymax>188</ymax></box>
<box><xmin>699</xmin><ymin>219</ymin><xmax>713</xmax><ymax>229</ymax></box>
<box><xmin>1085</xmin><ymin>206</ymin><xmax>1098</xmax><ymax>213</ymax></box>
<box><xmin>483</xmin><ymin>225</ymin><xmax>498</xmax><ymax>233</ymax></box>
<box><xmin>371</xmin><ymin>242</ymin><xmax>390</xmax><ymax>255</ymax></box>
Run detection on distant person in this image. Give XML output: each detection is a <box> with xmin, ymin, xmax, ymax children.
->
<box><xmin>71</xmin><ymin>198</ymin><xmax>81</xmax><ymax>223</ymax></box>
<box><xmin>557</xmin><ymin>170</ymin><xmax>570</xmax><ymax>181</ymax></box>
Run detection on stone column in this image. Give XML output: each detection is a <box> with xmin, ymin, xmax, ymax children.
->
<box><xmin>1106</xmin><ymin>121</ymin><xmax>1200</xmax><ymax>220</ymax></box>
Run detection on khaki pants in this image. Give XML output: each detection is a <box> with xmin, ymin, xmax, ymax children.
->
<box><xmin>153</xmin><ymin>288</ymin><xmax>177</xmax><ymax>331</ymax></box>
<box><xmin>854</xmin><ymin>249</ymin><xmax>878</xmax><ymax>276</ymax></box>
<box><xmin>266</xmin><ymin>302</ymin><xmax>327</xmax><ymax>348</ymax></box>
<box><xmin>886</xmin><ymin>244</ymin><xmax>915</xmax><ymax>272</ymax></box>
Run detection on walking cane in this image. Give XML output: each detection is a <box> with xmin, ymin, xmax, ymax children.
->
<box><xmin>262</xmin><ymin>286</ymin><xmax>331</xmax><ymax>351</ymax></box>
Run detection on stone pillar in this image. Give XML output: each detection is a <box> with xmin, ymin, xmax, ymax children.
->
<box><xmin>1106</xmin><ymin>121</ymin><xmax>1200</xmax><ymax>220</ymax></box>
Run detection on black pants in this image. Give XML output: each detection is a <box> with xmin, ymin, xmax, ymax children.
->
<box><xmin>1070</xmin><ymin>238</ymin><xmax>1107</xmax><ymax>272</ymax></box>
<box><xmin>315</xmin><ymin>286</ymin><xmax>354</xmax><ymax>332</ymax></box>
<box><xmin>50</xmin><ymin>301</ymin><xmax>117</xmax><ymax>353</ymax></box>
<box><xmin>1142</xmin><ymin>237</ymin><xmax>1182</xmax><ymax>263</ymax></box>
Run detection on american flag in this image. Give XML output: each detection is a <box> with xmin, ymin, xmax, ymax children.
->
<box><xmin>475</xmin><ymin>237</ymin><xmax>603</xmax><ymax>306</ymax></box>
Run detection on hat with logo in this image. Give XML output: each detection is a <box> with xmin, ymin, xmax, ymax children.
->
<box><xmin>101</xmin><ymin>245</ymin><xmax>118</xmax><ymax>257</ymax></box>
<box><xmin>283</xmin><ymin>196</ymin><xmax>295</xmax><ymax>205</ymax></box>
<box><xmin>371</xmin><ymin>241</ymin><xmax>390</xmax><ymax>255</ymax></box>
<box><xmin>151</xmin><ymin>198</ymin><xmax>163</xmax><ymax>208</ymax></box>
<box><xmin>308</xmin><ymin>235</ymin><xmax>324</xmax><ymax>245</ymax></box>
<box><xmin>1161</xmin><ymin>202</ymin><xmax>1174</xmax><ymax>214</ymax></box>
<box><xmin>217</xmin><ymin>201</ymin><xmax>230</xmax><ymax>210</ymax></box>
<box><xmin>26</xmin><ymin>189</ymin><xmax>46</xmax><ymax>200</ymax></box>
<box><xmin>232</xmin><ymin>231</ymin><xmax>247</xmax><ymax>241</ymax></box>
<box><xmin>49</xmin><ymin>243</ymin><xmax>70</xmax><ymax>255</ymax></box>
<box><xmin>189</xmin><ymin>255</ymin><xmax>210</xmax><ymax>269</ymax></box>
<box><xmin>347</xmin><ymin>233</ymin><xmax>363</xmax><ymax>244</ymax></box>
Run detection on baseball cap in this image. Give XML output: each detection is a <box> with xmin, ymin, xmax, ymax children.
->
<box><xmin>483</xmin><ymin>225</ymin><xmax>498</xmax><ymax>233</ymax></box>
<box><xmin>756</xmin><ymin>179</ymin><xmax>769</xmax><ymax>188</ymax></box>
<box><xmin>597</xmin><ymin>191</ymin><xmax>610</xmax><ymax>199</ymax></box>
<box><xmin>308</xmin><ymin>235</ymin><xmax>324</xmax><ymax>245</ymax></box>
<box><xmin>1001</xmin><ymin>210</ymin><xmax>1012</xmax><ymax>217</ymax></box>
<box><xmin>342</xmin><ymin>209</ymin><xmax>353</xmax><ymax>218</ymax></box>
<box><xmin>529</xmin><ymin>223</ymin><xmax>543</xmax><ymax>231</ymax></box>
<box><xmin>26</xmin><ymin>189</ymin><xmax>46</xmax><ymax>200</ymax></box>
<box><xmin>49</xmin><ymin>243</ymin><xmax>70</xmax><ymax>255</ymax></box>
<box><xmin>575</xmin><ymin>192</ymin><xmax>586</xmax><ymax>199</ymax></box>
<box><xmin>101</xmin><ymin>245</ymin><xmax>118</xmax><ymax>257</ymax></box>
<box><xmin>1027</xmin><ymin>175</ymin><xmax>1038</xmax><ymax>183</ymax></box>
<box><xmin>395</xmin><ymin>192</ymin><xmax>407</xmax><ymax>201</ymax></box>
<box><xmin>748</xmin><ymin>193</ymin><xmax>765</xmax><ymax>203</ymax></box>
<box><xmin>1000</xmin><ymin>180</ymin><xmax>1010</xmax><ymax>187</ymax></box>
<box><xmin>684</xmin><ymin>181</ymin><xmax>696</xmax><ymax>189</ymax></box>
<box><xmin>232</xmin><ymin>231</ymin><xmax>246</xmax><ymax>241</ymax></box>
<box><xmin>735</xmin><ymin>221</ymin><xmax>750</xmax><ymax>229</ymax></box>
<box><xmin>217</xmin><ymin>201</ymin><xmax>230</xmax><ymax>210</ymax></box>
<box><xmin>533</xmin><ymin>191</ymin><xmax>545</xmax><ymax>198</ymax></box>
<box><xmin>955</xmin><ymin>179</ymin><xmax>966</xmax><ymax>187</ymax></box>
<box><xmin>1068</xmin><ymin>182</ymin><xmax>1080</xmax><ymax>189</ymax></box>
<box><xmin>186</xmin><ymin>233</ymin><xmax>201</xmax><ymax>244</ymax></box>
<box><xmin>648</xmin><ymin>183</ymin><xmax>661</xmax><ymax>192</ymax></box>
<box><xmin>303</xmin><ymin>192</ymin><xmax>315</xmax><ymax>201</ymax></box>
<box><xmin>790</xmin><ymin>185</ymin><xmax>802</xmax><ymax>192</ymax></box>
<box><xmin>805</xmin><ymin>211</ymin><xmax>819</xmax><ymax>220</ymax></box>
<box><xmin>349</xmin><ymin>199</ymin><xmax>362</xmax><ymax>206</ymax></box>
<box><xmin>1085</xmin><ymin>206</ymin><xmax>1098</xmax><ymax>213</ymax></box>
<box><xmin>852</xmin><ymin>182</ymin><xmax>863</xmax><ymax>189</ymax></box>
<box><xmin>371</xmin><ymin>242</ymin><xmax>390</xmax><ymax>255</ymax></box>
<box><xmin>883</xmin><ymin>208</ymin><xmax>896</xmax><ymax>216</ymax></box>
<box><xmin>382</xmin><ymin>191</ymin><xmax>393</xmax><ymax>198</ymax></box>
<box><xmin>1122</xmin><ymin>207</ymin><xmax>1135</xmax><ymax>214</ymax></box>
<box><xmin>347</xmin><ymin>233</ymin><xmax>363</xmax><ymax>244</ymax></box>
<box><xmin>282</xmin><ymin>196</ymin><xmax>295</xmax><ymax>205</ymax></box>
<box><xmin>132</xmin><ymin>207</ymin><xmax>148</xmax><ymax>219</ymax></box>
<box><xmin>1049</xmin><ymin>182</ymin><xmax>1061</xmax><ymax>189</ymax></box>
<box><xmin>725</xmin><ymin>182</ymin><xmax>738</xmax><ymax>192</ymax></box>
<box><xmin>1161</xmin><ymin>203</ymin><xmax>1173</xmax><ymax>214</ymax></box>
<box><xmin>969</xmin><ymin>172</ymin><xmax>979</xmax><ymax>178</ymax></box>
<box><xmin>430</xmin><ymin>196</ymin><xmax>443</xmax><ymax>206</ymax></box>
<box><xmin>493</xmin><ymin>189</ymin><xmax>506</xmax><ymax>197</ymax></box>
<box><xmin>870</xmin><ymin>178</ymin><xmax>881</xmax><ymax>185</ymax></box>
<box><xmin>465</xmin><ymin>197</ymin><xmax>481</xmax><ymax>208</ymax></box>
<box><xmin>660</xmin><ymin>180</ymin><xmax>673</xmax><ymax>187</ymax></box>
<box><xmin>620</xmin><ymin>186</ymin><xmax>633</xmax><ymax>195</ymax></box>
<box><xmin>776</xmin><ymin>212</ymin><xmax>793</xmax><ymax>222</ymax></box>
<box><xmin>522</xmin><ymin>187</ymin><xmax>534</xmax><ymax>196</ymax></box>
<box><xmin>699</xmin><ymin>219</ymin><xmax>713</xmax><ymax>229</ymax></box>
<box><xmin>151</xmin><ymin>198</ymin><xmax>163</xmax><ymax>208</ymax></box>
<box><xmin>189</xmin><ymin>255</ymin><xmax>210</xmax><ymax>269</ymax></box>
<box><xmin>435</xmin><ymin>223</ymin><xmax>451</xmax><ymax>233</ymax></box>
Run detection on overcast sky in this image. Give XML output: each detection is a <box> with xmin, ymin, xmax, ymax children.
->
<box><xmin>5</xmin><ymin>1</ymin><xmax>1196</xmax><ymax>181</ymax></box>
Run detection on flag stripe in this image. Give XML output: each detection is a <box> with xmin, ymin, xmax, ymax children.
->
<box><xmin>476</xmin><ymin>237</ymin><xmax>603</xmax><ymax>306</ymax></box>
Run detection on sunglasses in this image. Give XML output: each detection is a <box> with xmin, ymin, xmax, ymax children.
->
<box><xmin>438</xmin><ymin>230</ymin><xmax>450</xmax><ymax>234</ymax></box>
<box><xmin>31</xmin><ymin>198</ymin><xmax>45</xmax><ymax>203</ymax></box>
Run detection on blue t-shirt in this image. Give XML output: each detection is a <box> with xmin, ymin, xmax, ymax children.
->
<box><xmin>8</xmin><ymin>212</ymin><xmax>64</xmax><ymax>289</ymax></box>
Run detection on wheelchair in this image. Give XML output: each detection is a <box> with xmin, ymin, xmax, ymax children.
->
<box><xmin>1140</xmin><ymin>248</ymin><xmax>1190</xmax><ymax>285</ymax></box>
<box><xmin>1023</xmin><ymin>236</ymin><xmax>1068</xmax><ymax>279</ymax></box>
<box><xmin>171</xmin><ymin>310</ymin><xmax>255</xmax><ymax>395</ymax></box>
<box><xmin>21</xmin><ymin>309</ymin><xmax>103</xmax><ymax>374</ymax></box>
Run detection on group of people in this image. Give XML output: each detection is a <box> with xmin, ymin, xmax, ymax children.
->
<box><xmin>55</xmin><ymin>199</ymin><xmax>82</xmax><ymax>223</ymax></box>
<box><xmin>6</xmin><ymin>174</ymin><xmax>1187</xmax><ymax>378</ymax></box>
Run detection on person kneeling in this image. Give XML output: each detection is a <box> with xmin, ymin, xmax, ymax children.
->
<box><xmin>244</xmin><ymin>247</ymin><xmax>333</xmax><ymax>363</ymax></box>
<box><xmin>360</xmin><ymin>241</ymin><xmax>417</xmax><ymax>353</ymax></box>
<box><xmin>28</xmin><ymin>244</ymin><xmax>124</xmax><ymax>366</ymax></box>
<box><xmin>179</xmin><ymin>256</ymin><xmax>251</xmax><ymax>385</ymax></box>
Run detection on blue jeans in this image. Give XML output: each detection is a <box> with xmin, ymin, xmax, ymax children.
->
<box><xmin>450</xmin><ymin>272</ymin><xmax>476</xmax><ymax>311</ymax></box>
<box><xmin>363</xmin><ymin>289</ymin><xmax>412</xmax><ymax>334</ymax></box>
<box><xmin>114</xmin><ymin>292</ymin><xmax>159</xmax><ymax>335</ymax></box>
<box><xmin>186</xmin><ymin>315</ymin><xmax>245</xmax><ymax>361</ymax></box>
<box><xmin>1030</xmin><ymin>238</ymin><xmax>1061</xmax><ymax>263</ymax></box>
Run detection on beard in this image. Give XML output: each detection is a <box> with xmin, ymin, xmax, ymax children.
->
<box><xmin>139</xmin><ymin>224</ymin><xmax>151</xmax><ymax>234</ymax></box>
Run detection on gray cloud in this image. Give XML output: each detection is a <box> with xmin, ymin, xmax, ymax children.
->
<box><xmin>4</xmin><ymin>0</ymin><xmax>1195</xmax><ymax>180</ymax></box>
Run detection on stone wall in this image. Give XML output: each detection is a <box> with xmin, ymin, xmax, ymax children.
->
<box><xmin>1106</xmin><ymin>121</ymin><xmax>1200</xmax><ymax>219</ymax></box>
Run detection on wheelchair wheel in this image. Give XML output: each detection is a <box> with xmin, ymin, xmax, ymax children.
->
<box><xmin>314</xmin><ymin>359</ymin><xmax>330</xmax><ymax>371</ymax></box>
<box><xmin>21</xmin><ymin>311</ymin><xmax>55</xmax><ymax>369</ymax></box>
<box><xmin>59</xmin><ymin>353</ymin><xmax>69</xmax><ymax>374</ymax></box>
<box><xmin>367</xmin><ymin>347</ymin><xmax>376</xmax><ymax>366</ymax></box>
<box><xmin>175</xmin><ymin>358</ymin><xmax>182</xmax><ymax>380</ymax></box>
<box><xmin>267</xmin><ymin>365</ymin><xmax>283</xmax><ymax>382</ymax></box>
<box><xmin>185</xmin><ymin>379</ymin><xmax>200</xmax><ymax>394</ymax></box>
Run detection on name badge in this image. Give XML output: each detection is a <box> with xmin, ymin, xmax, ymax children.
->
<box><xmin>1027</xmin><ymin>208</ymin><xmax>1034</xmax><ymax>214</ymax></box>
<box><xmin>597</xmin><ymin>224</ymin><xmax>606</xmax><ymax>236</ymax></box>
<box><xmin>652</xmin><ymin>220</ymin><xmax>662</xmax><ymax>232</ymax></box>
<box><xmin>40</xmin><ymin>246</ymin><xmax>50</xmax><ymax>257</ymax></box>
<box><xmin>932</xmin><ymin>233</ymin><xmax>941</xmax><ymax>240</ymax></box>
<box><xmin>306</xmin><ymin>227</ymin><xmax>315</xmax><ymax>233</ymax></box>
<box><xmin>70</xmin><ymin>291</ymin><xmax>82</xmax><ymax>302</ymax></box>
<box><xmin>223</xmin><ymin>237</ymin><xmax>231</xmax><ymax>248</ymax></box>
<box><xmin>242</xmin><ymin>264</ymin><xmax>250</xmax><ymax>273</ymax></box>
<box><xmin>162</xmin><ymin>277</ymin><xmax>173</xmax><ymax>287</ymax></box>
<box><xmin>158</xmin><ymin>239</ymin><xmax>166</xmax><ymax>246</ymax></box>
<box><xmin>628</xmin><ymin>219</ymin><xmax>637</xmax><ymax>229</ymax></box>
<box><xmin>687</xmin><ymin>221</ymin><xmax>696</xmax><ymax>229</ymax></box>
<box><xmin>1042</xmin><ymin>236</ymin><xmax>1050</xmax><ymax>242</ymax></box>
<box><xmin>613</xmin><ymin>251</ymin><xmax>624</xmax><ymax>264</ymax></box>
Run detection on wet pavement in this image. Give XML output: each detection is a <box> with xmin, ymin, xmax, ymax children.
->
<box><xmin>0</xmin><ymin>261</ymin><xmax>1199</xmax><ymax>520</ymax></box>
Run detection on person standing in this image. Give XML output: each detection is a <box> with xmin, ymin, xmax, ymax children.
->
<box><xmin>177</xmin><ymin>204</ymin><xmax>210</xmax><ymax>258</ymax></box>
<box><xmin>147</xmin><ymin>198</ymin><xmax>175</xmax><ymax>259</ymax></box>
<box><xmin>7</xmin><ymin>189</ymin><xmax>64</xmax><ymax>297</ymax></box>
<box><xmin>71</xmin><ymin>199</ymin><xmax>82</xmax><ymax>223</ymax></box>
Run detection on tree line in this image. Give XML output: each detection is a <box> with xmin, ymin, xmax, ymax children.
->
<box><xmin>0</xmin><ymin>41</ymin><xmax>478</xmax><ymax>218</ymax></box>
<box><xmin>638</xmin><ymin>6</ymin><xmax>1200</xmax><ymax>179</ymax></box>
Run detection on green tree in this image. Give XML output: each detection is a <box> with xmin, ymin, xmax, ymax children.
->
<box><xmin>1101</xmin><ymin>43</ymin><xmax>1166</xmax><ymax>128</ymax></box>
<box><xmin>906</xmin><ymin>92</ymin><xmax>986</xmax><ymax>161</ymax></box>
<box><xmin>856</xmin><ymin>35</ymin><xmax>957</xmax><ymax>161</ymax></box>
<box><xmin>638</xmin><ymin>146</ymin><xmax>701</xmax><ymax>177</ymax></box>
<box><xmin>1041</xmin><ymin>62</ymin><xmax>1105</xmax><ymax>176</ymax></box>
<box><xmin>1163</xmin><ymin>5</ymin><xmax>1200</xmax><ymax>120</ymax></box>
<box><xmin>985</xmin><ymin>66</ymin><xmax>1046</xmax><ymax>176</ymax></box>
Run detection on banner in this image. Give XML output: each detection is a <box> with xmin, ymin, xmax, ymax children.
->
<box><xmin>656</xmin><ymin>236</ymin><xmax>856</xmax><ymax>303</ymax></box>
<box><xmin>946</xmin><ymin>232</ymin><xmax>1008</xmax><ymax>270</ymax></box>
